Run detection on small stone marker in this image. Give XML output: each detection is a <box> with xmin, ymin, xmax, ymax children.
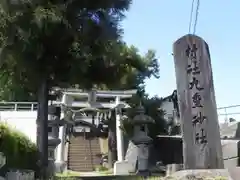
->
<box><xmin>173</xmin><ymin>34</ymin><xmax>224</xmax><ymax>169</ymax></box>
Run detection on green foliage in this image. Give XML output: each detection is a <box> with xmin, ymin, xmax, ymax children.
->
<box><xmin>0</xmin><ymin>69</ymin><xmax>37</xmax><ymax>101</ymax></box>
<box><xmin>119</xmin><ymin>115</ymin><xmax>134</xmax><ymax>137</ymax></box>
<box><xmin>0</xmin><ymin>0</ymin><xmax>158</xmax><ymax>102</ymax></box>
<box><xmin>94</xmin><ymin>165</ymin><xmax>109</xmax><ymax>172</ymax></box>
<box><xmin>98</xmin><ymin>45</ymin><xmax>159</xmax><ymax>91</ymax></box>
<box><xmin>0</xmin><ymin>0</ymin><xmax>133</xmax><ymax>96</ymax></box>
<box><xmin>120</xmin><ymin>95</ymin><xmax>168</xmax><ymax>138</ymax></box>
<box><xmin>0</xmin><ymin>122</ymin><xmax>39</xmax><ymax>172</ymax></box>
<box><xmin>0</xmin><ymin>0</ymin><xmax>161</xmax><ymax>104</ymax></box>
<box><xmin>0</xmin><ymin>42</ymin><xmax>159</xmax><ymax>101</ymax></box>
<box><xmin>0</xmin><ymin>0</ymin><xmax>166</xmax><ymax>140</ymax></box>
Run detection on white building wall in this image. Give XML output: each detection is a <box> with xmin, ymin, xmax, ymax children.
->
<box><xmin>0</xmin><ymin>111</ymin><xmax>37</xmax><ymax>143</ymax></box>
<box><xmin>161</xmin><ymin>100</ymin><xmax>174</xmax><ymax>122</ymax></box>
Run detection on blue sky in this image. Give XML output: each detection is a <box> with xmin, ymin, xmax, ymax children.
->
<box><xmin>122</xmin><ymin>0</ymin><xmax>240</xmax><ymax>113</ymax></box>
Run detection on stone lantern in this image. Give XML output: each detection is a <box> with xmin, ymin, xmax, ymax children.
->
<box><xmin>47</xmin><ymin>105</ymin><xmax>64</xmax><ymax>175</ymax></box>
<box><xmin>131</xmin><ymin>104</ymin><xmax>154</xmax><ymax>176</ymax></box>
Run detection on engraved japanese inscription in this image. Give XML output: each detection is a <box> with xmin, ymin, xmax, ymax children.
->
<box><xmin>186</xmin><ymin>44</ymin><xmax>207</xmax><ymax>145</ymax></box>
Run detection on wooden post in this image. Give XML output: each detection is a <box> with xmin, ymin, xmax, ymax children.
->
<box><xmin>173</xmin><ymin>34</ymin><xmax>224</xmax><ymax>169</ymax></box>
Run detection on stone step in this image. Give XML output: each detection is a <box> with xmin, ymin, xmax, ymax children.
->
<box><xmin>68</xmin><ymin>164</ymin><xmax>95</xmax><ymax>167</ymax></box>
<box><xmin>69</xmin><ymin>148</ymin><xmax>99</xmax><ymax>151</ymax></box>
<box><xmin>69</xmin><ymin>140</ymin><xmax>99</xmax><ymax>143</ymax></box>
<box><xmin>68</xmin><ymin>152</ymin><xmax>100</xmax><ymax>156</ymax></box>
<box><xmin>68</xmin><ymin>135</ymin><xmax>101</xmax><ymax>172</ymax></box>
<box><xmin>69</xmin><ymin>153</ymin><xmax>99</xmax><ymax>157</ymax></box>
<box><xmin>69</xmin><ymin>147</ymin><xmax>99</xmax><ymax>149</ymax></box>
<box><xmin>68</xmin><ymin>157</ymin><xmax>99</xmax><ymax>160</ymax></box>
<box><xmin>69</xmin><ymin>147</ymin><xmax>100</xmax><ymax>151</ymax></box>
<box><xmin>68</xmin><ymin>163</ymin><xmax>96</xmax><ymax>167</ymax></box>
<box><xmin>69</xmin><ymin>147</ymin><xmax>100</xmax><ymax>150</ymax></box>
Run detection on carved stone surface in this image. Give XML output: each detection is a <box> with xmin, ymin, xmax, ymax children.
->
<box><xmin>47</xmin><ymin>160</ymin><xmax>55</xmax><ymax>178</ymax></box>
<box><xmin>137</xmin><ymin>144</ymin><xmax>149</xmax><ymax>171</ymax></box>
<box><xmin>173</xmin><ymin>34</ymin><xmax>223</xmax><ymax>169</ymax></box>
<box><xmin>125</xmin><ymin>141</ymin><xmax>138</xmax><ymax>172</ymax></box>
<box><xmin>131</xmin><ymin>129</ymin><xmax>152</xmax><ymax>145</ymax></box>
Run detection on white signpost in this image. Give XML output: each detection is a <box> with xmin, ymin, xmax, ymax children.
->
<box><xmin>173</xmin><ymin>34</ymin><xmax>223</xmax><ymax>169</ymax></box>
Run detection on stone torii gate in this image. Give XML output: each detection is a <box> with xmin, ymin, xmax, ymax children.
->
<box><xmin>54</xmin><ymin>88</ymin><xmax>137</xmax><ymax>172</ymax></box>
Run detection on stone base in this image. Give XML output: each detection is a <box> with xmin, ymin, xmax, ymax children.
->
<box><xmin>113</xmin><ymin>160</ymin><xmax>133</xmax><ymax>175</ymax></box>
<box><xmin>47</xmin><ymin>160</ymin><xmax>55</xmax><ymax>178</ymax></box>
<box><xmin>55</xmin><ymin>161</ymin><xmax>67</xmax><ymax>173</ymax></box>
<box><xmin>166</xmin><ymin>164</ymin><xmax>183</xmax><ymax>176</ymax></box>
<box><xmin>165</xmin><ymin>169</ymin><xmax>235</xmax><ymax>180</ymax></box>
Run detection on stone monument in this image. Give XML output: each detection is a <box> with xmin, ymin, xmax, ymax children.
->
<box><xmin>173</xmin><ymin>34</ymin><xmax>223</xmax><ymax>169</ymax></box>
<box><xmin>47</xmin><ymin>105</ymin><xmax>62</xmax><ymax>176</ymax></box>
<box><xmin>131</xmin><ymin>104</ymin><xmax>154</xmax><ymax>176</ymax></box>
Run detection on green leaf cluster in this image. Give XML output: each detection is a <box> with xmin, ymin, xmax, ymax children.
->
<box><xmin>120</xmin><ymin>95</ymin><xmax>168</xmax><ymax>138</ymax></box>
<box><xmin>0</xmin><ymin>0</ymin><xmax>133</xmax><ymax>94</ymax></box>
<box><xmin>0</xmin><ymin>122</ymin><xmax>39</xmax><ymax>173</ymax></box>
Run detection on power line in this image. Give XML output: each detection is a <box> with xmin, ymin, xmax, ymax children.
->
<box><xmin>193</xmin><ymin>0</ymin><xmax>200</xmax><ymax>34</ymax></box>
<box><xmin>188</xmin><ymin>0</ymin><xmax>195</xmax><ymax>34</ymax></box>
<box><xmin>188</xmin><ymin>0</ymin><xmax>200</xmax><ymax>34</ymax></box>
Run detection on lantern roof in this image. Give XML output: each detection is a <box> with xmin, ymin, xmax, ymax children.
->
<box><xmin>132</xmin><ymin>103</ymin><xmax>154</xmax><ymax>124</ymax></box>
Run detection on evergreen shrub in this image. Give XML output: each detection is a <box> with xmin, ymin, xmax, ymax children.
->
<box><xmin>0</xmin><ymin>122</ymin><xmax>39</xmax><ymax>175</ymax></box>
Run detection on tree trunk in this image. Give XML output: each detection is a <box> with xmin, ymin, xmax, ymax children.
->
<box><xmin>108</xmin><ymin>129</ymin><xmax>117</xmax><ymax>168</ymax></box>
<box><xmin>37</xmin><ymin>78</ymin><xmax>49</xmax><ymax>179</ymax></box>
<box><xmin>108</xmin><ymin>110</ymin><xmax>117</xmax><ymax>169</ymax></box>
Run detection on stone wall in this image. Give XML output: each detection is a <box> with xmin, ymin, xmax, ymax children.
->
<box><xmin>148</xmin><ymin>137</ymin><xmax>240</xmax><ymax>168</ymax></box>
<box><xmin>124</xmin><ymin>137</ymin><xmax>183</xmax><ymax>166</ymax></box>
<box><xmin>221</xmin><ymin>140</ymin><xmax>240</xmax><ymax>168</ymax></box>
<box><xmin>150</xmin><ymin>137</ymin><xmax>183</xmax><ymax>165</ymax></box>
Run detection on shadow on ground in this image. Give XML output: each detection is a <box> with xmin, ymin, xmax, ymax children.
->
<box><xmin>54</xmin><ymin>175</ymin><xmax>161</xmax><ymax>180</ymax></box>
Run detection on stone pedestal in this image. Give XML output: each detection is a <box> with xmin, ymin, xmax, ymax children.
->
<box><xmin>54</xmin><ymin>161</ymin><xmax>67</xmax><ymax>173</ymax></box>
<box><xmin>119</xmin><ymin>104</ymin><xmax>154</xmax><ymax>176</ymax></box>
<box><xmin>125</xmin><ymin>141</ymin><xmax>138</xmax><ymax>173</ymax></box>
<box><xmin>113</xmin><ymin>160</ymin><xmax>132</xmax><ymax>175</ymax></box>
<box><xmin>48</xmin><ymin>136</ymin><xmax>61</xmax><ymax>176</ymax></box>
<box><xmin>136</xmin><ymin>144</ymin><xmax>149</xmax><ymax>175</ymax></box>
<box><xmin>131</xmin><ymin>131</ymin><xmax>152</xmax><ymax>175</ymax></box>
<box><xmin>166</xmin><ymin>164</ymin><xmax>183</xmax><ymax>176</ymax></box>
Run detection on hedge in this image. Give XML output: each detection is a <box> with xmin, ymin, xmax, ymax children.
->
<box><xmin>0</xmin><ymin>122</ymin><xmax>39</xmax><ymax>175</ymax></box>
